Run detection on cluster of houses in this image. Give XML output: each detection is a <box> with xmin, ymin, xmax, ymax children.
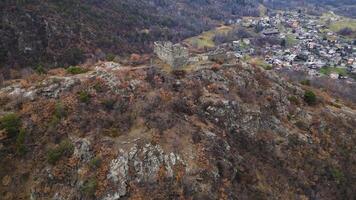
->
<box><xmin>154</xmin><ymin>10</ymin><xmax>355</xmax><ymax>82</ymax></box>
<box><xmin>233</xmin><ymin>10</ymin><xmax>356</xmax><ymax>81</ymax></box>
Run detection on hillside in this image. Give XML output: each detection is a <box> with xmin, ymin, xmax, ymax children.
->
<box><xmin>0</xmin><ymin>61</ymin><xmax>355</xmax><ymax>199</ymax></box>
<box><xmin>0</xmin><ymin>0</ymin><xmax>260</xmax><ymax>73</ymax></box>
<box><xmin>263</xmin><ymin>0</ymin><xmax>356</xmax><ymax>18</ymax></box>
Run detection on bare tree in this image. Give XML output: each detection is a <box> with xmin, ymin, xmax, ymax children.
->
<box><xmin>0</xmin><ymin>73</ymin><xmax>4</xmax><ymax>87</ymax></box>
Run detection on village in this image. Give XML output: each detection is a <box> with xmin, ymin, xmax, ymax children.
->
<box><xmin>154</xmin><ymin>9</ymin><xmax>356</xmax><ymax>83</ymax></box>
<box><xmin>236</xmin><ymin>10</ymin><xmax>356</xmax><ymax>81</ymax></box>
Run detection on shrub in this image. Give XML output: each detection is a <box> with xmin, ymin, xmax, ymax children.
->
<box><xmin>35</xmin><ymin>64</ymin><xmax>46</xmax><ymax>75</ymax></box>
<box><xmin>300</xmin><ymin>79</ymin><xmax>311</xmax><ymax>86</ymax></box>
<box><xmin>288</xmin><ymin>134</ymin><xmax>304</xmax><ymax>146</ymax></box>
<box><xmin>47</xmin><ymin>139</ymin><xmax>74</xmax><ymax>164</ymax></box>
<box><xmin>171</xmin><ymin>98</ymin><xmax>193</xmax><ymax>115</ymax></box>
<box><xmin>264</xmin><ymin>65</ymin><xmax>273</xmax><ymax>70</ymax></box>
<box><xmin>62</xmin><ymin>48</ymin><xmax>85</xmax><ymax>66</ymax></box>
<box><xmin>106</xmin><ymin>53</ymin><xmax>116</xmax><ymax>62</ymax></box>
<box><xmin>101</xmin><ymin>98</ymin><xmax>116</xmax><ymax>110</ymax></box>
<box><xmin>329</xmin><ymin>167</ymin><xmax>345</xmax><ymax>184</ymax></box>
<box><xmin>295</xmin><ymin>120</ymin><xmax>309</xmax><ymax>131</ymax></box>
<box><xmin>78</xmin><ymin>91</ymin><xmax>91</xmax><ymax>103</ymax></box>
<box><xmin>288</xmin><ymin>96</ymin><xmax>299</xmax><ymax>105</ymax></box>
<box><xmin>16</xmin><ymin>129</ymin><xmax>27</xmax><ymax>156</ymax></box>
<box><xmin>103</xmin><ymin>127</ymin><xmax>121</xmax><ymax>138</ymax></box>
<box><xmin>49</xmin><ymin>102</ymin><xmax>66</xmax><ymax>129</ymax></box>
<box><xmin>81</xmin><ymin>178</ymin><xmax>97</xmax><ymax>196</ymax></box>
<box><xmin>172</xmin><ymin>70</ymin><xmax>186</xmax><ymax>79</ymax></box>
<box><xmin>89</xmin><ymin>156</ymin><xmax>102</xmax><ymax>169</ymax></box>
<box><xmin>304</xmin><ymin>90</ymin><xmax>317</xmax><ymax>105</ymax></box>
<box><xmin>338</xmin><ymin>27</ymin><xmax>354</xmax><ymax>36</ymax></box>
<box><xmin>0</xmin><ymin>113</ymin><xmax>21</xmax><ymax>137</ymax></box>
<box><xmin>66</xmin><ymin>66</ymin><xmax>87</xmax><ymax>75</ymax></box>
<box><xmin>54</xmin><ymin>102</ymin><xmax>66</xmax><ymax>119</ymax></box>
<box><xmin>93</xmin><ymin>82</ymin><xmax>104</xmax><ymax>92</ymax></box>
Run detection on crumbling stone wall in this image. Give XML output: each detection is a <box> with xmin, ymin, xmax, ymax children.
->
<box><xmin>154</xmin><ymin>41</ymin><xmax>189</xmax><ymax>68</ymax></box>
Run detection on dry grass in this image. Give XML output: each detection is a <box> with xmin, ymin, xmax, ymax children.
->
<box><xmin>184</xmin><ymin>25</ymin><xmax>233</xmax><ymax>49</ymax></box>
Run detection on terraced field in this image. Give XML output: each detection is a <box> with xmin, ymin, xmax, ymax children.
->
<box><xmin>184</xmin><ymin>26</ymin><xmax>233</xmax><ymax>49</ymax></box>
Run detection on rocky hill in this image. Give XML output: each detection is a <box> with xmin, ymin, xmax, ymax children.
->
<box><xmin>0</xmin><ymin>0</ymin><xmax>260</xmax><ymax>72</ymax></box>
<box><xmin>0</xmin><ymin>61</ymin><xmax>355</xmax><ymax>199</ymax></box>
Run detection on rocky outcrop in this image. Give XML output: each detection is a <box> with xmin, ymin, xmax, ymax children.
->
<box><xmin>104</xmin><ymin>143</ymin><xmax>185</xmax><ymax>200</ymax></box>
<box><xmin>0</xmin><ymin>61</ymin><xmax>355</xmax><ymax>200</ymax></box>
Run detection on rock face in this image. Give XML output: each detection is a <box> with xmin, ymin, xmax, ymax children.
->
<box><xmin>154</xmin><ymin>41</ymin><xmax>189</xmax><ymax>69</ymax></box>
<box><xmin>104</xmin><ymin>144</ymin><xmax>184</xmax><ymax>200</ymax></box>
<box><xmin>0</xmin><ymin>62</ymin><xmax>355</xmax><ymax>200</ymax></box>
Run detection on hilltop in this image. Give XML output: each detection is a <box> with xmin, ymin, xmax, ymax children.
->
<box><xmin>0</xmin><ymin>1</ymin><xmax>356</xmax><ymax>199</ymax></box>
<box><xmin>0</xmin><ymin>60</ymin><xmax>355</xmax><ymax>199</ymax></box>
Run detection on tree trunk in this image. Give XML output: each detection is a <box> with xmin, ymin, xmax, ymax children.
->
<box><xmin>0</xmin><ymin>74</ymin><xmax>4</xmax><ymax>87</ymax></box>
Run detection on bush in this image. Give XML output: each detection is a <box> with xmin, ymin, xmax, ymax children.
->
<box><xmin>78</xmin><ymin>91</ymin><xmax>91</xmax><ymax>103</ymax></box>
<box><xmin>103</xmin><ymin>127</ymin><xmax>121</xmax><ymax>138</ymax></box>
<box><xmin>62</xmin><ymin>48</ymin><xmax>85</xmax><ymax>66</ymax></box>
<box><xmin>0</xmin><ymin>113</ymin><xmax>21</xmax><ymax>137</ymax></box>
<box><xmin>81</xmin><ymin>178</ymin><xmax>97</xmax><ymax>196</ymax></box>
<box><xmin>49</xmin><ymin>102</ymin><xmax>66</xmax><ymax>129</ymax></box>
<box><xmin>89</xmin><ymin>156</ymin><xmax>102</xmax><ymax>169</ymax></box>
<box><xmin>329</xmin><ymin>167</ymin><xmax>345</xmax><ymax>184</ymax></box>
<box><xmin>338</xmin><ymin>27</ymin><xmax>354</xmax><ymax>36</ymax></box>
<box><xmin>288</xmin><ymin>96</ymin><xmax>299</xmax><ymax>105</ymax></box>
<box><xmin>304</xmin><ymin>90</ymin><xmax>317</xmax><ymax>105</ymax></box>
<box><xmin>16</xmin><ymin>129</ymin><xmax>27</xmax><ymax>156</ymax></box>
<box><xmin>171</xmin><ymin>98</ymin><xmax>193</xmax><ymax>115</ymax></box>
<box><xmin>300</xmin><ymin>79</ymin><xmax>311</xmax><ymax>86</ymax></box>
<box><xmin>47</xmin><ymin>139</ymin><xmax>74</xmax><ymax>164</ymax></box>
<box><xmin>101</xmin><ymin>98</ymin><xmax>116</xmax><ymax>110</ymax></box>
<box><xmin>66</xmin><ymin>66</ymin><xmax>87</xmax><ymax>75</ymax></box>
<box><xmin>264</xmin><ymin>65</ymin><xmax>273</xmax><ymax>70</ymax></box>
<box><xmin>35</xmin><ymin>64</ymin><xmax>46</xmax><ymax>75</ymax></box>
<box><xmin>106</xmin><ymin>53</ymin><xmax>116</xmax><ymax>62</ymax></box>
<box><xmin>93</xmin><ymin>82</ymin><xmax>105</xmax><ymax>92</ymax></box>
<box><xmin>172</xmin><ymin>70</ymin><xmax>186</xmax><ymax>79</ymax></box>
<box><xmin>54</xmin><ymin>102</ymin><xmax>66</xmax><ymax>119</ymax></box>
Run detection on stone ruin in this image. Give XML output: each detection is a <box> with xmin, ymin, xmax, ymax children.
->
<box><xmin>154</xmin><ymin>41</ymin><xmax>189</xmax><ymax>69</ymax></box>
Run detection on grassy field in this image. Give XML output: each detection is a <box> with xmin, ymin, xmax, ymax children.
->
<box><xmin>249</xmin><ymin>57</ymin><xmax>272</xmax><ymax>70</ymax></box>
<box><xmin>329</xmin><ymin>20</ymin><xmax>356</xmax><ymax>32</ymax></box>
<box><xmin>319</xmin><ymin>67</ymin><xmax>348</xmax><ymax>76</ymax></box>
<box><xmin>285</xmin><ymin>34</ymin><xmax>298</xmax><ymax>47</ymax></box>
<box><xmin>184</xmin><ymin>25</ymin><xmax>233</xmax><ymax>49</ymax></box>
<box><xmin>320</xmin><ymin>12</ymin><xmax>356</xmax><ymax>38</ymax></box>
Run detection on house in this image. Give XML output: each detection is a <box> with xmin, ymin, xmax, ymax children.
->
<box><xmin>262</xmin><ymin>28</ymin><xmax>280</xmax><ymax>36</ymax></box>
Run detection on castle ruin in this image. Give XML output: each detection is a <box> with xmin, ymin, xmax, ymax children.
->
<box><xmin>154</xmin><ymin>41</ymin><xmax>189</xmax><ymax>69</ymax></box>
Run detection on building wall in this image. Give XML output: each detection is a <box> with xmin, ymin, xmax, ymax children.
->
<box><xmin>154</xmin><ymin>41</ymin><xmax>188</xmax><ymax>68</ymax></box>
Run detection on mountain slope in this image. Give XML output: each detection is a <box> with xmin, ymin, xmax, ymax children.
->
<box><xmin>0</xmin><ymin>62</ymin><xmax>355</xmax><ymax>199</ymax></box>
<box><xmin>0</xmin><ymin>0</ymin><xmax>259</xmax><ymax>71</ymax></box>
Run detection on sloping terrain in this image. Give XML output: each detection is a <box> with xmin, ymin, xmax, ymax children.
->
<box><xmin>263</xmin><ymin>0</ymin><xmax>356</xmax><ymax>18</ymax></box>
<box><xmin>0</xmin><ymin>0</ymin><xmax>259</xmax><ymax>72</ymax></box>
<box><xmin>0</xmin><ymin>62</ymin><xmax>355</xmax><ymax>199</ymax></box>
